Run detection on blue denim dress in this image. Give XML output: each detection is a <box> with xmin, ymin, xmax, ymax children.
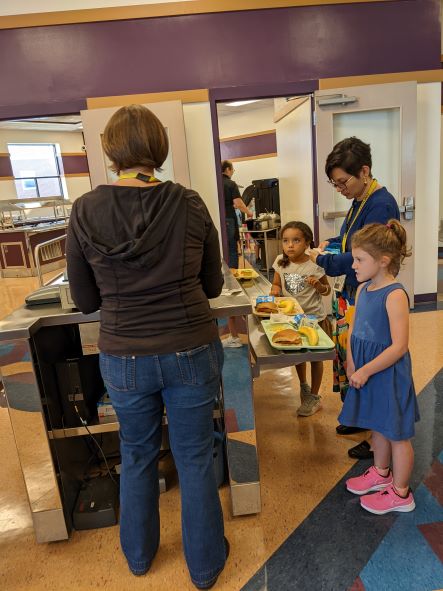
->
<box><xmin>339</xmin><ymin>282</ymin><xmax>419</xmax><ymax>441</ymax></box>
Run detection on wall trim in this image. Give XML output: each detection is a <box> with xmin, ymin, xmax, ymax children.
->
<box><xmin>230</xmin><ymin>153</ymin><xmax>277</xmax><ymax>162</ymax></box>
<box><xmin>61</xmin><ymin>152</ymin><xmax>86</xmax><ymax>157</ymax></box>
<box><xmin>414</xmin><ymin>293</ymin><xmax>437</xmax><ymax>304</ymax></box>
<box><xmin>0</xmin><ymin>0</ymin><xmax>396</xmax><ymax>30</ymax></box>
<box><xmin>0</xmin><ymin>176</ymin><xmax>13</xmax><ymax>181</ymax></box>
<box><xmin>64</xmin><ymin>173</ymin><xmax>90</xmax><ymax>178</ymax></box>
<box><xmin>220</xmin><ymin>129</ymin><xmax>275</xmax><ymax>143</ymax></box>
<box><xmin>87</xmin><ymin>89</ymin><xmax>209</xmax><ymax>109</ymax></box>
<box><xmin>319</xmin><ymin>69</ymin><xmax>443</xmax><ymax>89</ymax></box>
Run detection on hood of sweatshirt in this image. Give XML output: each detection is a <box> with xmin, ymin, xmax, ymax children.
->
<box><xmin>72</xmin><ymin>181</ymin><xmax>190</xmax><ymax>269</ymax></box>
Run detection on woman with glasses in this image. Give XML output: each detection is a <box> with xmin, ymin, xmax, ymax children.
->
<box><xmin>309</xmin><ymin>137</ymin><xmax>400</xmax><ymax>459</ymax></box>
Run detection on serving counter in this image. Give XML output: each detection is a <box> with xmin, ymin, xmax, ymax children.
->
<box><xmin>0</xmin><ymin>263</ymin><xmax>334</xmax><ymax>544</ymax></box>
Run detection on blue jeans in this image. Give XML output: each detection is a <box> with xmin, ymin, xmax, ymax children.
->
<box><xmin>226</xmin><ymin>217</ymin><xmax>239</xmax><ymax>268</ymax></box>
<box><xmin>99</xmin><ymin>339</ymin><xmax>226</xmax><ymax>585</ymax></box>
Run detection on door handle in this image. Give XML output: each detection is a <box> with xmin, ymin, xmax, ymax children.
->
<box><xmin>398</xmin><ymin>196</ymin><xmax>414</xmax><ymax>220</ymax></box>
<box><xmin>322</xmin><ymin>211</ymin><xmax>348</xmax><ymax>220</ymax></box>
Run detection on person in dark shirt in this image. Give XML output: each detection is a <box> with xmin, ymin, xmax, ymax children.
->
<box><xmin>309</xmin><ymin>137</ymin><xmax>399</xmax><ymax>459</ymax></box>
<box><xmin>222</xmin><ymin>160</ymin><xmax>252</xmax><ymax>269</ymax></box>
<box><xmin>67</xmin><ymin>105</ymin><xmax>228</xmax><ymax>589</ymax></box>
<box><xmin>221</xmin><ymin>160</ymin><xmax>253</xmax><ymax>348</ymax></box>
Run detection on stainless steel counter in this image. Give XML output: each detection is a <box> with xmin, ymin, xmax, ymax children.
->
<box><xmin>0</xmin><ymin>261</ymin><xmax>252</xmax><ymax>341</ymax></box>
<box><xmin>0</xmin><ymin>221</ymin><xmax>68</xmax><ymax>235</ymax></box>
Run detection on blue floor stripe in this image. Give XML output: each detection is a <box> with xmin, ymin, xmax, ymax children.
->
<box><xmin>359</xmin><ymin>500</ymin><xmax>443</xmax><ymax>591</ymax></box>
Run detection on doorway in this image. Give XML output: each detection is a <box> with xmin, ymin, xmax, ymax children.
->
<box><xmin>215</xmin><ymin>94</ymin><xmax>315</xmax><ymax>278</ymax></box>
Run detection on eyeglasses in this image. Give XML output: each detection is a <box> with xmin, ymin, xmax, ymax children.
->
<box><xmin>327</xmin><ymin>176</ymin><xmax>354</xmax><ymax>190</ymax></box>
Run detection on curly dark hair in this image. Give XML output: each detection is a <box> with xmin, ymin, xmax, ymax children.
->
<box><xmin>325</xmin><ymin>137</ymin><xmax>372</xmax><ymax>179</ymax></box>
<box><xmin>278</xmin><ymin>221</ymin><xmax>314</xmax><ymax>268</ymax></box>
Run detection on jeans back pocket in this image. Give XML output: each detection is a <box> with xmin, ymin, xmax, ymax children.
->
<box><xmin>99</xmin><ymin>353</ymin><xmax>136</xmax><ymax>392</ymax></box>
<box><xmin>176</xmin><ymin>341</ymin><xmax>222</xmax><ymax>386</ymax></box>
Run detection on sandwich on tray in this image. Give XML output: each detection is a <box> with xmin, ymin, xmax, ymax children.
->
<box><xmin>272</xmin><ymin>328</ymin><xmax>302</xmax><ymax>345</ymax></box>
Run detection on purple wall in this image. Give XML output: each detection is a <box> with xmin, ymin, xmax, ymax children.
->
<box><xmin>61</xmin><ymin>154</ymin><xmax>89</xmax><ymax>174</ymax></box>
<box><xmin>220</xmin><ymin>132</ymin><xmax>277</xmax><ymax>161</ymax></box>
<box><xmin>0</xmin><ymin>155</ymin><xmax>13</xmax><ymax>177</ymax></box>
<box><xmin>0</xmin><ymin>0</ymin><xmax>440</xmax><ymax>119</ymax></box>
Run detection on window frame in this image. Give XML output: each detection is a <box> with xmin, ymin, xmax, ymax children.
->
<box><xmin>7</xmin><ymin>142</ymin><xmax>65</xmax><ymax>199</ymax></box>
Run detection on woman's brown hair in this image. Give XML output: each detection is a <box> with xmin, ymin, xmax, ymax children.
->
<box><xmin>278</xmin><ymin>221</ymin><xmax>314</xmax><ymax>268</ymax></box>
<box><xmin>102</xmin><ymin>104</ymin><xmax>169</xmax><ymax>174</ymax></box>
<box><xmin>351</xmin><ymin>219</ymin><xmax>411</xmax><ymax>276</ymax></box>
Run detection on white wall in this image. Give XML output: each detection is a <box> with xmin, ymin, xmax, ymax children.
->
<box><xmin>218</xmin><ymin>105</ymin><xmax>278</xmax><ymax>199</ymax></box>
<box><xmin>415</xmin><ymin>83</ymin><xmax>441</xmax><ymax>295</ymax></box>
<box><xmin>183</xmin><ymin>102</ymin><xmax>221</xmax><ymax>237</ymax></box>
<box><xmin>0</xmin><ymin>128</ymin><xmax>91</xmax><ymax>203</ymax></box>
<box><xmin>229</xmin><ymin>157</ymin><xmax>278</xmax><ymax>199</ymax></box>
<box><xmin>218</xmin><ymin>105</ymin><xmax>275</xmax><ymax>138</ymax></box>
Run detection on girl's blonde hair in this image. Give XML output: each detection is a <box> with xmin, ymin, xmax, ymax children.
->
<box><xmin>351</xmin><ymin>219</ymin><xmax>411</xmax><ymax>277</ymax></box>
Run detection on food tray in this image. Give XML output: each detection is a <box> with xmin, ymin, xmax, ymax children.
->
<box><xmin>261</xmin><ymin>320</ymin><xmax>335</xmax><ymax>350</ymax></box>
<box><xmin>232</xmin><ymin>268</ymin><xmax>259</xmax><ymax>280</ymax></box>
<box><xmin>253</xmin><ymin>296</ymin><xmax>303</xmax><ymax>318</ymax></box>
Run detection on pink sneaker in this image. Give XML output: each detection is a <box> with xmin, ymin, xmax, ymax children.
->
<box><xmin>346</xmin><ymin>466</ymin><xmax>393</xmax><ymax>495</ymax></box>
<box><xmin>360</xmin><ymin>486</ymin><xmax>415</xmax><ymax>515</ymax></box>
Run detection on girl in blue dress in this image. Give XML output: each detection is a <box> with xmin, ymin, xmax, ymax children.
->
<box><xmin>340</xmin><ymin>219</ymin><xmax>419</xmax><ymax>514</ymax></box>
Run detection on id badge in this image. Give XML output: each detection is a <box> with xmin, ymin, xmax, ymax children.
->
<box><xmin>333</xmin><ymin>275</ymin><xmax>346</xmax><ymax>293</ymax></box>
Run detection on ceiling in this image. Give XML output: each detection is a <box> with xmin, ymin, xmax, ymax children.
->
<box><xmin>0</xmin><ymin>115</ymin><xmax>83</xmax><ymax>132</ymax></box>
<box><xmin>217</xmin><ymin>98</ymin><xmax>275</xmax><ymax>116</ymax></box>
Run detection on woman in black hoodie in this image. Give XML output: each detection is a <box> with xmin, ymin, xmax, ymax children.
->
<box><xmin>67</xmin><ymin>105</ymin><xmax>227</xmax><ymax>589</ymax></box>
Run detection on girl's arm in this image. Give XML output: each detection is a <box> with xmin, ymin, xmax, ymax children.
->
<box><xmin>270</xmin><ymin>272</ymin><xmax>282</xmax><ymax>296</ymax></box>
<box><xmin>346</xmin><ymin>283</ymin><xmax>364</xmax><ymax>377</ymax></box>
<box><xmin>306</xmin><ymin>274</ymin><xmax>331</xmax><ymax>296</ymax></box>
<box><xmin>349</xmin><ymin>289</ymin><xmax>409</xmax><ymax>388</ymax></box>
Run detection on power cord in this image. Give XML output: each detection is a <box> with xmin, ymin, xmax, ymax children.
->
<box><xmin>74</xmin><ymin>404</ymin><xmax>118</xmax><ymax>486</ymax></box>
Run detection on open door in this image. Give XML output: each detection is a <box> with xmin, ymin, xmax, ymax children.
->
<box><xmin>81</xmin><ymin>100</ymin><xmax>190</xmax><ymax>188</ymax></box>
<box><xmin>315</xmin><ymin>82</ymin><xmax>416</xmax><ymax>305</ymax></box>
<box><xmin>275</xmin><ymin>96</ymin><xmax>315</xmax><ymax>228</ymax></box>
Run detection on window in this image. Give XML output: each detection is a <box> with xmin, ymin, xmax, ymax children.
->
<box><xmin>8</xmin><ymin>143</ymin><xmax>65</xmax><ymax>199</ymax></box>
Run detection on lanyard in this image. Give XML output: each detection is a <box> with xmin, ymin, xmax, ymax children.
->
<box><xmin>118</xmin><ymin>172</ymin><xmax>160</xmax><ymax>183</ymax></box>
<box><xmin>341</xmin><ymin>178</ymin><xmax>378</xmax><ymax>253</ymax></box>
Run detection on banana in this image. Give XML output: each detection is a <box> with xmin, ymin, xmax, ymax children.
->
<box><xmin>277</xmin><ymin>299</ymin><xmax>294</xmax><ymax>314</ymax></box>
<box><xmin>298</xmin><ymin>326</ymin><xmax>319</xmax><ymax>346</ymax></box>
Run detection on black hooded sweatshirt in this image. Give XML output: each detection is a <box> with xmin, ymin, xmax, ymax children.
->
<box><xmin>66</xmin><ymin>181</ymin><xmax>223</xmax><ymax>355</ymax></box>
